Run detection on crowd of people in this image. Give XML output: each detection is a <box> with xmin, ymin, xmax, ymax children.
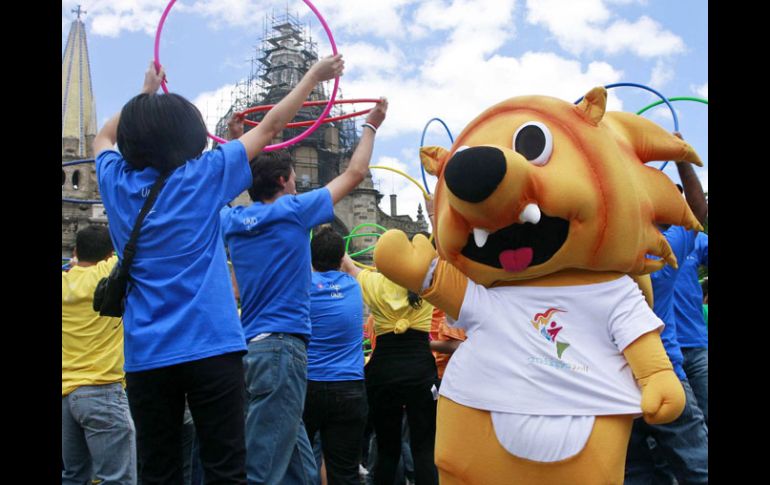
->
<box><xmin>62</xmin><ymin>55</ymin><xmax>708</xmax><ymax>485</ymax></box>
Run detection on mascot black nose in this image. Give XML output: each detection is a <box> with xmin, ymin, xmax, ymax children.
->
<box><xmin>444</xmin><ymin>146</ymin><xmax>507</xmax><ymax>203</ymax></box>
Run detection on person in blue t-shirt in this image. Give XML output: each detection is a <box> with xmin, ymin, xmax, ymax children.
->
<box><xmin>674</xmin><ymin>231</ymin><xmax>708</xmax><ymax>424</ymax></box>
<box><xmin>624</xmin><ymin>133</ymin><xmax>709</xmax><ymax>485</ymax></box>
<box><xmin>303</xmin><ymin>226</ymin><xmax>367</xmax><ymax>485</ymax></box>
<box><xmin>221</xmin><ymin>99</ymin><xmax>388</xmax><ymax>485</ymax></box>
<box><xmin>93</xmin><ymin>56</ymin><xmax>344</xmax><ymax>485</ymax></box>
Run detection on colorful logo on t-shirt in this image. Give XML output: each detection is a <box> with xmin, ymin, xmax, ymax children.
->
<box><xmin>531</xmin><ymin>308</ymin><xmax>570</xmax><ymax>358</ymax></box>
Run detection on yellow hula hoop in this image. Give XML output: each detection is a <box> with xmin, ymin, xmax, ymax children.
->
<box><xmin>352</xmin><ymin>259</ymin><xmax>376</xmax><ymax>271</ymax></box>
<box><xmin>369</xmin><ymin>165</ymin><xmax>432</xmax><ymax>200</ymax></box>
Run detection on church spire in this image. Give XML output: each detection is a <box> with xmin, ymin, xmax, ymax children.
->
<box><xmin>62</xmin><ymin>6</ymin><xmax>97</xmax><ymax>158</ymax></box>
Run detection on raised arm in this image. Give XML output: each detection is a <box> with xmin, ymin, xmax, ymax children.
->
<box><xmin>238</xmin><ymin>54</ymin><xmax>344</xmax><ymax>161</ymax></box>
<box><xmin>340</xmin><ymin>253</ymin><xmax>362</xmax><ymax>278</ymax></box>
<box><xmin>326</xmin><ymin>98</ymin><xmax>388</xmax><ymax>204</ymax></box>
<box><xmin>94</xmin><ymin>61</ymin><xmax>165</xmax><ymax>155</ymax></box>
<box><xmin>673</xmin><ymin>132</ymin><xmax>708</xmax><ymax>225</ymax></box>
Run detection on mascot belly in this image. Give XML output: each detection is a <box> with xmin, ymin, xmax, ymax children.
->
<box><xmin>373</xmin><ymin>87</ymin><xmax>702</xmax><ymax>485</ymax></box>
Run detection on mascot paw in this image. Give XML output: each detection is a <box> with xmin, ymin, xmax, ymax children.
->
<box><xmin>640</xmin><ymin>369</ymin><xmax>686</xmax><ymax>424</ymax></box>
<box><xmin>374</xmin><ymin>230</ymin><xmax>437</xmax><ymax>293</ymax></box>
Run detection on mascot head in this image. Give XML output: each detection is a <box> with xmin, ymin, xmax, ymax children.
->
<box><xmin>421</xmin><ymin>87</ymin><xmax>703</xmax><ymax>287</ymax></box>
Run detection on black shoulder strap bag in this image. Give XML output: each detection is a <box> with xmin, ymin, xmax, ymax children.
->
<box><xmin>93</xmin><ymin>172</ymin><xmax>170</xmax><ymax>317</ymax></box>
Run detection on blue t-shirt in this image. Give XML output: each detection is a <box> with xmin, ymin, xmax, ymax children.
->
<box><xmin>307</xmin><ymin>271</ymin><xmax>365</xmax><ymax>381</ymax></box>
<box><xmin>674</xmin><ymin>232</ymin><xmax>708</xmax><ymax>348</ymax></box>
<box><xmin>650</xmin><ymin>225</ymin><xmax>697</xmax><ymax>380</ymax></box>
<box><xmin>96</xmin><ymin>141</ymin><xmax>252</xmax><ymax>372</ymax></box>
<box><xmin>221</xmin><ymin>188</ymin><xmax>334</xmax><ymax>340</ymax></box>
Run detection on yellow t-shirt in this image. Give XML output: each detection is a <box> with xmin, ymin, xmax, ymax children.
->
<box><xmin>356</xmin><ymin>270</ymin><xmax>433</xmax><ymax>336</ymax></box>
<box><xmin>62</xmin><ymin>256</ymin><xmax>125</xmax><ymax>396</ymax></box>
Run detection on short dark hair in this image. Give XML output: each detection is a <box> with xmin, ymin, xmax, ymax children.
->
<box><xmin>311</xmin><ymin>226</ymin><xmax>345</xmax><ymax>272</ymax></box>
<box><xmin>248</xmin><ymin>150</ymin><xmax>294</xmax><ymax>202</ymax></box>
<box><xmin>117</xmin><ymin>93</ymin><xmax>207</xmax><ymax>173</ymax></box>
<box><xmin>75</xmin><ymin>225</ymin><xmax>113</xmax><ymax>263</ymax></box>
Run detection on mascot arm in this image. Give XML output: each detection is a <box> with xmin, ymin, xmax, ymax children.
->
<box><xmin>623</xmin><ymin>331</ymin><xmax>686</xmax><ymax>424</ymax></box>
<box><xmin>374</xmin><ymin>230</ymin><xmax>438</xmax><ymax>293</ymax></box>
<box><xmin>374</xmin><ymin>230</ymin><xmax>467</xmax><ymax>320</ymax></box>
<box><xmin>421</xmin><ymin>259</ymin><xmax>468</xmax><ymax>321</ymax></box>
<box><xmin>630</xmin><ymin>274</ymin><xmax>654</xmax><ymax>308</ymax></box>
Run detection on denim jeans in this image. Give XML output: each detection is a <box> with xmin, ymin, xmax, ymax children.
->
<box><xmin>244</xmin><ymin>334</ymin><xmax>318</xmax><ymax>485</ymax></box>
<box><xmin>62</xmin><ymin>382</ymin><xmax>137</xmax><ymax>485</ymax></box>
<box><xmin>625</xmin><ymin>379</ymin><xmax>708</xmax><ymax>485</ymax></box>
<box><xmin>304</xmin><ymin>380</ymin><xmax>368</xmax><ymax>485</ymax></box>
<box><xmin>681</xmin><ymin>347</ymin><xmax>708</xmax><ymax>425</ymax></box>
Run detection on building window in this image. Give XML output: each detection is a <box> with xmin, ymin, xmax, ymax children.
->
<box><xmin>72</xmin><ymin>170</ymin><xmax>80</xmax><ymax>190</ymax></box>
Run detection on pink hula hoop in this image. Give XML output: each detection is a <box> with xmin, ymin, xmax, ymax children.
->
<box><xmin>154</xmin><ymin>0</ymin><xmax>339</xmax><ymax>149</ymax></box>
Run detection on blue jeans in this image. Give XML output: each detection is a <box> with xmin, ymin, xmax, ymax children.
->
<box><xmin>624</xmin><ymin>380</ymin><xmax>708</xmax><ymax>485</ymax></box>
<box><xmin>681</xmin><ymin>347</ymin><xmax>708</xmax><ymax>425</ymax></box>
<box><xmin>62</xmin><ymin>382</ymin><xmax>137</xmax><ymax>485</ymax></box>
<box><xmin>244</xmin><ymin>334</ymin><xmax>318</xmax><ymax>485</ymax></box>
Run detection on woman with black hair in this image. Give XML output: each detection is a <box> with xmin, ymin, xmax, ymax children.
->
<box><xmin>93</xmin><ymin>56</ymin><xmax>343</xmax><ymax>484</ymax></box>
<box><xmin>341</xmin><ymin>255</ymin><xmax>438</xmax><ymax>485</ymax></box>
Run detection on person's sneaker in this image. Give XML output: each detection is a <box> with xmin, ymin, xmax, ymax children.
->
<box><xmin>358</xmin><ymin>464</ymin><xmax>369</xmax><ymax>477</ymax></box>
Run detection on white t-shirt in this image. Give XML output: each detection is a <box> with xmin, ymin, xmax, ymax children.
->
<box><xmin>440</xmin><ymin>275</ymin><xmax>663</xmax><ymax>416</ymax></box>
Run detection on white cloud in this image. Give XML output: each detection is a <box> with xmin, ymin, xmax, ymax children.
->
<box><xmin>192</xmin><ymin>83</ymin><xmax>238</xmax><ymax>139</ymax></box>
<box><xmin>525</xmin><ymin>0</ymin><xmax>685</xmax><ymax>58</ymax></box>
<box><xmin>62</xmin><ymin>0</ymin><xmax>168</xmax><ymax>37</ymax></box>
<box><xmin>340</xmin><ymin>51</ymin><xmax>624</xmax><ymax>138</ymax></box>
<box><xmin>338</xmin><ymin>42</ymin><xmax>406</xmax><ymax>77</ymax></box>
<box><xmin>691</xmin><ymin>82</ymin><xmax>708</xmax><ymax>99</ymax></box>
<box><xmin>649</xmin><ymin>59</ymin><xmax>674</xmax><ymax>89</ymax></box>
<box><xmin>312</xmin><ymin>0</ymin><xmax>419</xmax><ymax>39</ymax></box>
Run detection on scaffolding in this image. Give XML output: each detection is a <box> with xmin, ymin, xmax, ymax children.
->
<box><xmin>212</xmin><ymin>11</ymin><xmax>360</xmax><ymax>159</ymax></box>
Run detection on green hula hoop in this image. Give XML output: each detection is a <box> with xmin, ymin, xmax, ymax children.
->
<box><xmin>345</xmin><ymin>223</ymin><xmax>388</xmax><ymax>255</ymax></box>
<box><xmin>636</xmin><ymin>96</ymin><xmax>708</xmax><ymax>116</ymax></box>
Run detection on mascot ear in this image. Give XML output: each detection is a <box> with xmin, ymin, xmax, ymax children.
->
<box><xmin>420</xmin><ymin>146</ymin><xmax>450</xmax><ymax>176</ymax></box>
<box><xmin>575</xmin><ymin>86</ymin><xmax>607</xmax><ymax>126</ymax></box>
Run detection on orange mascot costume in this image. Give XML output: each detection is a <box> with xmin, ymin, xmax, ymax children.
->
<box><xmin>372</xmin><ymin>87</ymin><xmax>702</xmax><ymax>485</ymax></box>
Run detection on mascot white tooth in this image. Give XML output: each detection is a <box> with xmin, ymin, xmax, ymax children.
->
<box><xmin>373</xmin><ymin>87</ymin><xmax>702</xmax><ymax>484</ymax></box>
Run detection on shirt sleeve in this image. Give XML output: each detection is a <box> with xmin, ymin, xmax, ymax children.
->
<box><xmin>195</xmin><ymin>140</ymin><xmax>252</xmax><ymax>206</ymax></box>
<box><xmin>450</xmin><ymin>279</ymin><xmax>481</xmax><ymax>332</ymax></box>
<box><xmin>609</xmin><ymin>278</ymin><xmax>665</xmax><ymax>351</ymax></box>
<box><xmin>295</xmin><ymin>188</ymin><xmax>334</xmax><ymax>229</ymax></box>
<box><xmin>94</xmin><ymin>149</ymin><xmax>122</xmax><ymax>185</ymax></box>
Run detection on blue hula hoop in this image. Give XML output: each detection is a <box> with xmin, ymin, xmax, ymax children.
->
<box><xmin>419</xmin><ymin>118</ymin><xmax>455</xmax><ymax>195</ymax></box>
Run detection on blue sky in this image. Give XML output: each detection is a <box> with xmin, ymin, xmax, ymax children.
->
<box><xmin>62</xmin><ymin>0</ymin><xmax>708</xmax><ymax>222</ymax></box>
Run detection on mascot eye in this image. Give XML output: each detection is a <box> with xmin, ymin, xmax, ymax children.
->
<box><xmin>513</xmin><ymin>122</ymin><xmax>553</xmax><ymax>166</ymax></box>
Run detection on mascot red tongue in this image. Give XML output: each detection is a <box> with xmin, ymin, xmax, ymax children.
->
<box><xmin>372</xmin><ymin>86</ymin><xmax>702</xmax><ymax>484</ymax></box>
<box><xmin>500</xmin><ymin>248</ymin><xmax>533</xmax><ymax>272</ymax></box>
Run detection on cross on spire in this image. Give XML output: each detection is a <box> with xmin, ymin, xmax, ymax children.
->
<box><xmin>72</xmin><ymin>5</ymin><xmax>86</xmax><ymax>21</ymax></box>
